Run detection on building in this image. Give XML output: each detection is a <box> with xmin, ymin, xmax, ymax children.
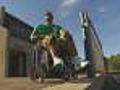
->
<box><xmin>0</xmin><ymin>7</ymin><xmax>33</xmax><ymax>78</ymax></box>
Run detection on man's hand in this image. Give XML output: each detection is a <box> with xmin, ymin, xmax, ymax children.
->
<box><xmin>30</xmin><ymin>36</ymin><xmax>37</xmax><ymax>40</ymax></box>
<box><xmin>59</xmin><ymin>30</ymin><xmax>66</xmax><ymax>41</ymax></box>
<box><xmin>30</xmin><ymin>36</ymin><xmax>38</xmax><ymax>43</ymax></box>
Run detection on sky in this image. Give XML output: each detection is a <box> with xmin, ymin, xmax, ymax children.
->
<box><xmin>0</xmin><ymin>0</ymin><xmax>120</xmax><ymax>58</ymax></box>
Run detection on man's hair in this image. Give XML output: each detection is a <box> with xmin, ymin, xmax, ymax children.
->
<box><xmin>44</xmin><ymin>11</ymin><xmax>54</xmax><ymax>20</ymax></box>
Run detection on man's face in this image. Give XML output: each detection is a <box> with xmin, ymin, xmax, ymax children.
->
<box><xmin>44</xmin><ymin>15</ymin><xmax>53</xmax><ymax>25</ymax></box>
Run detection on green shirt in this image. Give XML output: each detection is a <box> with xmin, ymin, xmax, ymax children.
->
<box><xmin>34</xmin><ymin>24</ymin><xmax>63</xmax><ymax>37</ymax></box>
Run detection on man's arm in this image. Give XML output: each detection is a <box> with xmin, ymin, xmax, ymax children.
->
<box><xmin>30</xmin><ymin>26</ymin><xmax>38</xmax><ymax>40</ymax></box>
<box><xmin>52</xmin><ymin>25</ymin><xmax>64</xmax><ymax>39</ymax></box>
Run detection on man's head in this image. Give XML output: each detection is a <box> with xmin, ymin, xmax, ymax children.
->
<box><xmin>44</xmin><ymin>11</ymin><xmax>54</xmax><ymax>25</ymax></box>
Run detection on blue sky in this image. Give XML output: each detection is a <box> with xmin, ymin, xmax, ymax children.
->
<box><xmin>0</xmin><ymin>0</ymin><xmax>120</xmax><ymax>58</ymax></box>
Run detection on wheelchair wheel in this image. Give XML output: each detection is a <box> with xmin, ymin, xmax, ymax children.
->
<box><xmin>29</xmin><ymin>64</ymin><xmax>45</xmax><ymax>83</ymax></box>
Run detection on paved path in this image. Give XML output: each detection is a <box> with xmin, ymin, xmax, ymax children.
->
<box><xmin>0</xmin><ymin>75</ymin><xmax>90</xmax><ymax>90</ymax></box>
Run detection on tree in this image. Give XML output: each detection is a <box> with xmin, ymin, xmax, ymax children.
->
<box><xmin>106</xmin><ymin>53</ymin><xmax>120</xmax><ymax>72</ymax></box>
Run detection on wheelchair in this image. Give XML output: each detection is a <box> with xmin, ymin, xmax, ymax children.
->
<box><xmin>29</xmin><ymin>33</ymin><xmax>78</xmax><ymax>83</ymax></box>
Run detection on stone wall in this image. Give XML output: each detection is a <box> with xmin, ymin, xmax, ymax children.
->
<box><xmin>0</xmin><ymin>26</ymin><xmax>8</xmax><ymax>78</ymax></box>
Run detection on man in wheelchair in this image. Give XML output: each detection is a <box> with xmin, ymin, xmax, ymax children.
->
<box><xmin>30</xmin><ymin>11</ymin><xmax>78</xmax><ymax>82</ymax></box>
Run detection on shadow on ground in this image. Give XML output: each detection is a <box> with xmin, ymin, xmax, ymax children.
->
<box><xmin>69</xmin><ymin>77</ymin><xmax>90</xmax><ymax>84</ymax></box>
<box><xmin>88</xmin><ymin>73</ymin><xmax>120</xmax><ymax>90</ymax></box>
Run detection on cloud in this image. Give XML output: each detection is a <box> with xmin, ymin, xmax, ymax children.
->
<box><xmin>58</xmin><ymin>0</ymin><xmax>80</xmax><ymax>18</ymax></box>
<box><xmin>98</xmin><ymin>7</ymin><xmax>106</xmax><ymax>14</ymax></box>
<box><xmin>61</xmin><ymin>0</ymin><xmax>78</xmax><ymax>8</ymax></box>
<box><xmin>60</xmin><ymin>9</ymin><xmax>70</xmax><ymax>17</ymax></box>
